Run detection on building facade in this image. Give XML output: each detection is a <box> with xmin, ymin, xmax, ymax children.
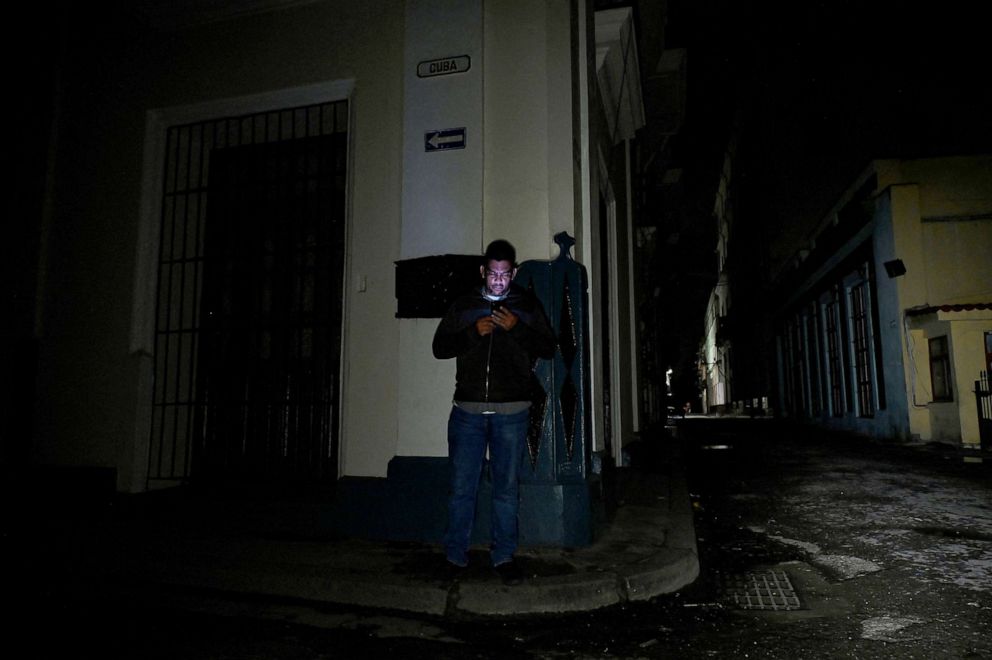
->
<box><xmin>773</xmin><ymin>155</ymin><xmax>992</xmax><ymax>447</ymax></box>
<box><xmin>698</xmin><ymin>134</ymin><xmax>735</xmax><ymax>414</ymax></box>
<box><xmin>17</xmin><ymin>1</ymin><xmax>674</xmax><ymax>544</ymax></box>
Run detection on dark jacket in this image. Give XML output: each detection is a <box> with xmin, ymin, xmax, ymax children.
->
<box><xmin>432</xmin><ymin>283</ymin><xmax>555</xmax><ymax>403</ymax></box>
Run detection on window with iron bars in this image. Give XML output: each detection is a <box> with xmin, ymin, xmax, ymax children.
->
<box><xmin>850</xmin><ymin>278</ymin><xmax>875</xmax><ymax>417</ymax></box>
<box><xmin>824</xmin><ymin>290</ymin><xmax>845</xmax><ymax>417</ymax></box>
<box><xmin>147</xmin><ymin>100</ymin><xmax>348</xmax><ymax>487</ymax></box>
<box><xmin>805</xmin><ymin>303</ymin><xmax>823</xmax><ymax>417</ymax></box>
<box><xmin>928</xmin><ymin>335</ymin><xmax>953</xmax><ymax>401</ymax></box>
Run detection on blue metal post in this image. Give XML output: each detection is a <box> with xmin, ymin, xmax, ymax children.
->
<box><xmin>514</xmin><ymin>232</ymin><xmax>593</xmax><ymax>545</ymax></box>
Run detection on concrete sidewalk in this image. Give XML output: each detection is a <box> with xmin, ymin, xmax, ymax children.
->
<box><xmin>28</xmin><ymin>442</ymin><xmax>697</xmax><ymax>618</ymax></box>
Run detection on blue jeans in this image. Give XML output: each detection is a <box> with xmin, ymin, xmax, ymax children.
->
<box><xmin>444</xmin><ymin>405</ymin><xmax>529</xmax><ymax>567</ymax></box>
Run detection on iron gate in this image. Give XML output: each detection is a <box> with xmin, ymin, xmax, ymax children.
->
<box><xmin>147</xmin><ymin>100</ymin><xmax>348</xmax><ymax>488</ymax></box>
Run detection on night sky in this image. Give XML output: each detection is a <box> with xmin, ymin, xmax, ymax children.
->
<box><xmin>673</xmin><ymin>0</ymin><xmax>991</xmax><ymax>264</ymax></box>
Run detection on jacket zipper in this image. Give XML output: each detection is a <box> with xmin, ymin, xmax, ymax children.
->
<box><xmin>484</xmin><ymin>330</ymin><xmax>494</xmax><ymax>404</ymax></box>
<box><xmin>484</xmin><ymin>298</ymin><xmax>499</xmax><ymax>406</ymax></box>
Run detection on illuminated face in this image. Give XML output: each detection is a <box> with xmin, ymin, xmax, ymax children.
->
<box><xmin>481</xmin><ymin>259</ymin><xmax>516</xmax><ymax>298</ymax></box>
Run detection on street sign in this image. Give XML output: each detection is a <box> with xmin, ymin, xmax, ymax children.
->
<box><xmin>417</xmin><ymin>55</ymin><xmax>471</xmax><ymax>78</ymax></box>
<box><xmin>425</xmin><ymin>128</ymin><xmax>466</xmax><ymax>152</ymax></box>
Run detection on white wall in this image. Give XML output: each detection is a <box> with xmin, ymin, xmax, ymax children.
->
<box><xmin>396</xmin><ymin>320</ymin><xmax>456</xmax><ymax>458</ymax></box>
<box><xmin>484</xmin><ymin>0</ymin><xmax>575</xmax><ymax>259</ymax></box>
<box><xmin>393</xmin><ymin>0</ymin><xmax>485</xmax><ymax>462</ymax></box>
<box><xmin>392</xmin><ymin>0</ymin><xmax>582</xmax><ymax>463</ymax></box>
<box><xmin>401</xmin><ymin>0</ymin><xmax>484</xmax><ymax>258</ymax></box>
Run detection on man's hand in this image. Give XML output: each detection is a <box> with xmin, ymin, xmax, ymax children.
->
<box><xmin>492</xmin><ymin>307</ymin><xmax>518</xmax><ymax>331</ymax></box>
<box><xmin>475</xmin><ymin>315</ymin><xmax>496</xmax><ymax>336</ymax></box>
<box><xmin>475</xmin><ymin>308</ymin><xmax>518</xmax><ymax>336</ymax></box>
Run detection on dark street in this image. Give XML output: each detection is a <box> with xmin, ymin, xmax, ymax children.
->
<box><xmin>9</xmin><ymin>4</ymin><xmax>991</xmax><ymax>658</ymax></box>
<box><xmin>18</xmin><ymin>418</ymin><xmax>992</xmax><ymax>659</ymax></box>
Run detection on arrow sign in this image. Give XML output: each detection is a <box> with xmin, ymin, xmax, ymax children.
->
<box><xmin>425</xmin><ymin>127</ymin><xmax>466</xmax><ymax>152</ymax></box>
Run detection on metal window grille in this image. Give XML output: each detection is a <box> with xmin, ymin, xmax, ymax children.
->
<box><xmin>850</xmin><ymin>280</ymin><xmax>875</xmax><ymax>417</ymax></box>
<box><xmin>780</xmin><ymin>317</ymin><xmax>806</xmax><ymax>418</ymax></box>
<box><xmin>147</xmin><ymin>100</ymin><xmax>348</xmax><ymax>487</ymax></box>
<box><xmin>986</xmin><ymin>332</ymin><xmax>992</xmax><ymax>373</ymax></box>
<box><xmin>791</xmin><ymin>319</ymin><xmax>808</xmax><ymax>416</ymax></box>
<box><xmin>805</xmin><ymin>304</ymin><xmax>822</xmax><ymax>417</ymax></box>
<box><xmin>929</xmin><ymin>336</ymin><xmax>953</xmax><ymax>401</ymax></box>
<box><xmin>779</xmin><ymin>322</ymin><xmax>794</xmax><ymax>414</ymax></box>
<box><xmin>977</xmin><ymin>370</ymin><xmax>991</xmax><ymax>450</ymax></box>
<box><xmin>825</xmin><ymin>292</ymin><xmax>845</xmax><ymax>416</ymax></box>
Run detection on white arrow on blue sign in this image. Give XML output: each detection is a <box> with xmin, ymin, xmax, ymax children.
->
<box><xmin>425</xmin><ymin>128</ymin><xmax>466</xmax><ymax>152</ymax></box>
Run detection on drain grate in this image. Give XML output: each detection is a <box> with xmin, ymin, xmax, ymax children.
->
<box><xmin>719</xmin><ymin>570</ymin><xmax>802</xmax><ymax>610</ymax></box>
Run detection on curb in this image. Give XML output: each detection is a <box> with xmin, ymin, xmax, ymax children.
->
<box><xmin>88</xmin><ymin>460</ymin><xmax>700</xmax><ymax>617</ymax></box>
<box><xmin>455</xmin><ymin>571</ymin><xmax>621</xmax><ymax>615</ymax></box>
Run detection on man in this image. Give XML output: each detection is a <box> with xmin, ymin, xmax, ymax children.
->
<box><xmin>432</xmin><ymin>239</ymin><xmax>555</xmax><ymax>584</ymax></box>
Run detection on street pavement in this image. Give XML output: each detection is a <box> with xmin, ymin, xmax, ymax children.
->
<box><xmin>10</xmin><ymin>417</ymin><xmax>992</xmax><ymax>658</ymax></box>
<box><xmin>15</xmin><ymin>427</ymin><xmax>698</xmax><ymax>619</ymax></box>
<box><xmin>679</xmin><ymin>417</ymin><xmax>992</xmax><ymax>659</ymax></box>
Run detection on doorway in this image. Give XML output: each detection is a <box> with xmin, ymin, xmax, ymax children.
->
<box><xmin>147</xmin><ymin>101</ymin><xmax>347</xmax><ymax>489</ymax></box>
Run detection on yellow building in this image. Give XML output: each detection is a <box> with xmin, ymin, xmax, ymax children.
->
<box><xmin>774</xmin><ymin>155</ymin><xmax>992</xmax><ymax>448</ymax></box>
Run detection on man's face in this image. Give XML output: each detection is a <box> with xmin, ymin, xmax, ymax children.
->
<box><xmin>481</xmin><ymin>259</ymin><xmax>515</xmax><ymax>297</ymax></box>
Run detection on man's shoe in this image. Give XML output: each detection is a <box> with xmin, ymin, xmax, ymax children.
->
<box><xmin>493</xmin><ymin>560</ymin><xmax>524</xmax><ymax>586</ymax></box>
<box><xmin>436</xmin><ymin>556</ymin><xmax>467</xmax><ymax>581</ymax></box>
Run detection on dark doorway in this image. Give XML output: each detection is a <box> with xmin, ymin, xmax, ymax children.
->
<box><xmin>194</xmin><ymin>135</ymin><xmax>345</xmax><ymax>486</ymax></box>
<box><xmin>147</xmin><ymin>101</ymin><xmax>347</xmax><ymax>490</ymax></box>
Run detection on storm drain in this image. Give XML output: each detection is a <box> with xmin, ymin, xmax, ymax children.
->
<box><xmin>719</xmin><ymin>570</ymin><xmax>802</xmax><ymax>610</ymax></box>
